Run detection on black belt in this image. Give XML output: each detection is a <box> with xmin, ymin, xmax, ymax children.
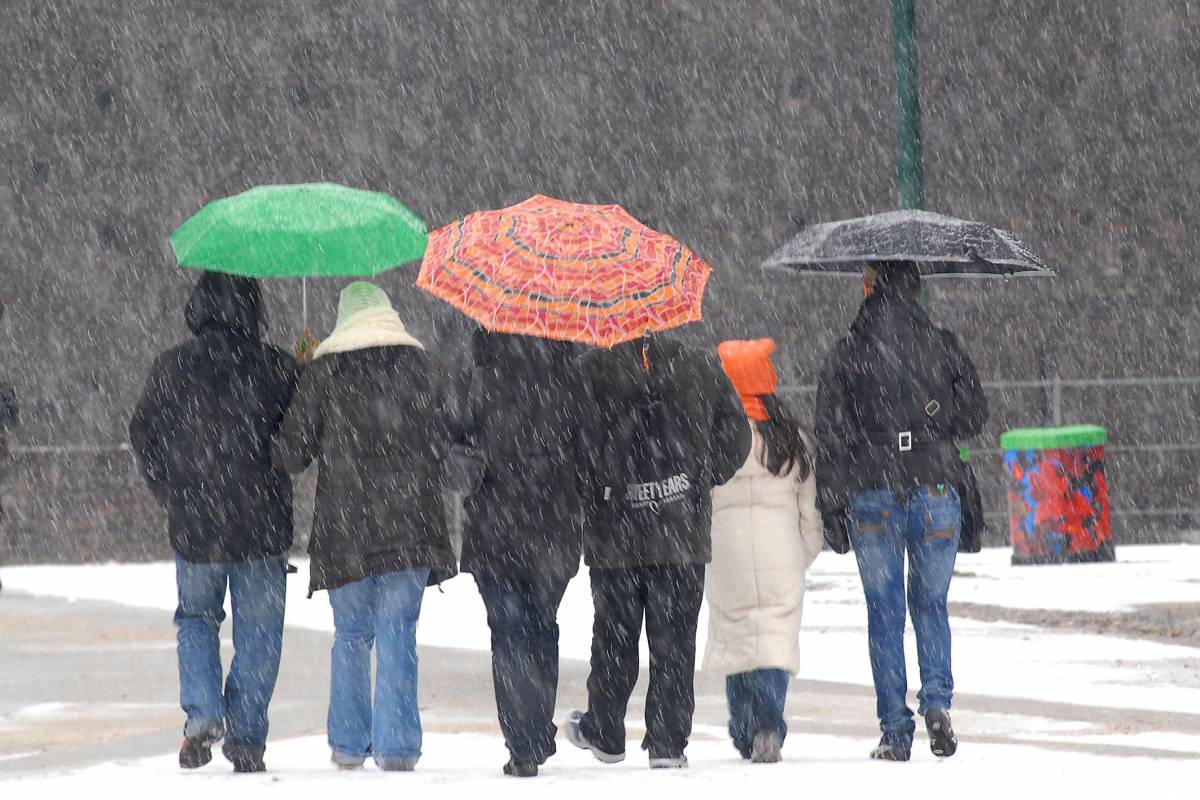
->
<box><xmin>859</xmin><ymin>429</ymin><xmax>951</xmax><ymax>452</ymax></box>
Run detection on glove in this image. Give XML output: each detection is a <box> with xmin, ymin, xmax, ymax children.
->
<box><xmin>293</xmin><ymin>328</ymin><xmax>320</xmax><ymax>366</ymax></box>
<box><xmin>822</xmin><ymin>509</ymin><xmax>851</xmax><ymax>554</ymax></box>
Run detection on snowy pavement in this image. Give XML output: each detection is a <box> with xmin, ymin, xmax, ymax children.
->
<box><xmin>1</xmin><ymin>544</ymin><xmax>1198</xmax><ymax>796</ymax></box>
<box><xmin>5</xmin><ymin>729</ymin><xmax>1198</xmax><ymax>800</ymax></box>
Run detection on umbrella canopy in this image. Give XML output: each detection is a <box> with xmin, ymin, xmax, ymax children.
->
<box><xmin>417</xmin><ymin>194</ymin><xmax>713</xmax><ymax>348</ymax></box>
<box><xmin>761</xmin><ymin>209</ymin><xmax>1053</xmax><ymax>277</ymax></box>
<box><xmin>169</xmin><ymin>183</ymin><xmax>427</xmax><ymax>278</ymax></box>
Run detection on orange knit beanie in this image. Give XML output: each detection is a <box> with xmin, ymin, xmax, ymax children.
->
<box><xmin>717</xmin><ymin>338</ymin><xmax>778</xmax><ymax>422</ymax></box>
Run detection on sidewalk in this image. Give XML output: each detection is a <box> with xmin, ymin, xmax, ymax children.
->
<box><xmin>3</xmin><ymin>586</ymin><xmax>1198</xmax><ymax>778</ymax></box>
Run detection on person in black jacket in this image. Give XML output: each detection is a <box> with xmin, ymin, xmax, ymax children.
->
<box><xmin>129</xmin><ymin>272</ymin><xmax>296</xmax><ymax>773</ymax></box>
<box><xmin>271</xmin><ymin>281</ymin><xmax>456</xmax><ymax>773</ymax></box>
<box><xmin>0</xmin><ymin>297</ymin><xmax>16</xmax><ymax>592</ymax></box>
<box><xmin>455</xmin><ymin>329</ymin><xmax>588</xmax><ymax>778</ymax></box>
<box><xmin>566</xmin><ymin>333</ymin><xmax>751</xmax><ymax>769</ymax></box>
<box><xmin>814</xmin><ymin>261</ymin><xmax>988</xmax><ymax>762</ymax></box>
<box><xmin>0</xmin><ymin>297</ymin><xmax>16</xmax><ymax>515</ymax></box>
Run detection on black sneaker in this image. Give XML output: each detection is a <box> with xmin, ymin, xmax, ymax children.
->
<box><xmin>869</xmin><ymin>736</ymin><xmax>911</xmax><ymax>762</ymax></box>
<box><xmin>179</xmin><ymin>734</ymin><xmax>217</xmax><ymax>769</ymax></box>
<box><xmin>503</xmin><ymin>758</ymin><xmax>539</xmax><ymax>778</ymax></box>
<box><xmin>925</xmin><ymin>709</ymin><xmax>958</xmax><ymax>758</ymax></box>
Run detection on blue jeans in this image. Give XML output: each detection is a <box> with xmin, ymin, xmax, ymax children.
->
<box><xmin>726</xmin><ymin>668</ymin><xmax>790</xmax><ymax>757</ymax></box>
<box><xmin>848</xmin><ymin>486</ymin><xmax>961</xmax><ymax>746</ymax></box>
<box><xmin>327</xmin><ymin>569</ymin><xmax>430</xmax><ymax>764</ymax></box>
<box><xmin>174</xmin><ymin>553</ymin><xmax>287</xmax><ymax>759</ymax></box>
<box><xmin>475</xmin><ymin>573</ymin><xmax>569</xmax><ymax>764</ymax></box>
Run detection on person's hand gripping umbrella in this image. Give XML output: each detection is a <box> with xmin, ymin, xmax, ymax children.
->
<box><xmin>169</xmin><ymin>182</ymin><xmax>427</xmax><ymax>359</ymax></box>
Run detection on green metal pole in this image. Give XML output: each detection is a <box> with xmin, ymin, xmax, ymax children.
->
<box><xmin>892</xmin><ymin>0</ymin><xmax>925</xmax><ymax>209</ymax></box>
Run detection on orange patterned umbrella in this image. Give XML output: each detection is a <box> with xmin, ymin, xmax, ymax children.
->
<box><xmin>416</xmin><ymin>194</ymin><xmax>713</xmax><ymax>348</ymax></box>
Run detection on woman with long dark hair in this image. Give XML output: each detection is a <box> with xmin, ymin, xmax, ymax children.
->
<box><xmin>702</xmin><ymin>339</ymin><xmax>823</xmax><ymax>763</ymax></box>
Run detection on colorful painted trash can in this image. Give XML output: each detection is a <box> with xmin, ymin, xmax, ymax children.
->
<box><xmin>1000</xmin><ymin>425</ymin><xmax>1114</xmax><ymax>565</ymax></box>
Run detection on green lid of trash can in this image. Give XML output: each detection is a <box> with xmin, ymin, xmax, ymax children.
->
<box><xmin>1000</xmin><ymin>425</ymin><xmax>1108</xmax><ymax>451</ymax></box>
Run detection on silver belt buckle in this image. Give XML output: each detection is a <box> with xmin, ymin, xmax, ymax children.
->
<box><xmin>898</xmin><ymin>431</ymin><xmax>913</xmax><ymax>452</ymax></box>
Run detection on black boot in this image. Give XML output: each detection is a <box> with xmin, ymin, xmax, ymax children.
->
<box><xmin>225</xmin><ymin>743</ymin><xmax>267</xmax><ymax>773</ymax></box>
<box><xmin>925</xmin><ymin>709</ymin><xmax>958</xmax><ymax>758</ymax></box>
<box><xmin>869</xmin><ymin>735</ymin><xmax>911</xmax><ymax>762</ymax></box>
<box><xmin>503</xmin><ymin>758</ymin><xmax>539</xmax><ymax>778</ymax></box>
<box><xmin>230</xmin><ymin>753</ymin><xmax>266</xmax><ymax>773</ymax></box>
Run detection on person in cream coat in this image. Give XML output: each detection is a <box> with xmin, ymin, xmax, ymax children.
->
<box><xmin>703</xmin><ymin>338</ymin><xmax>823</xmax><ymax>764</ymax></box>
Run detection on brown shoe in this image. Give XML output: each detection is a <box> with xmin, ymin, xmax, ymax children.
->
<box><xmin>179</xmin><ymin>735</ymin><xmax>216</xmax><ymax>769</ymax></box>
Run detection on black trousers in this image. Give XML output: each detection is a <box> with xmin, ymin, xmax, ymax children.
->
<box><xmin>474</xmin><ymin>572</ymin><xmax>570</xmax><ymax>763</ymax></box>
<box><xmin>579</xmin><ymin>564</ymin><xmax>705</xmax><ymax>757</ymax></box>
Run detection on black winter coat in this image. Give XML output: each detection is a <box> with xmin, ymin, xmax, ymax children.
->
<box><xmin>580</xmin><ymin>335</ymin><xmax>752</xmax><ymax>569</ymax></box>
<box><xmin>129</xmin><ymin>274</ymin><xmax>296</xmax><ymax>563</ymax></box>
<box><xmin>814</xmin><ymin>290</ymin><xmax>989</xmax><ymax>553</ymax></box>
<box><xmin>272</xmin><ymin>345</ymin><xmax>458</xmax><ymax>594</ymax></box>
<box><xmin>456</xmin><ymin>332</ymin><xmax>589</xmax><ymax>580</ymax></box>
<box><xmin>0</xmin><ymin>382</ymin><xmax>16</xmax><ymax>432</ymax></box>
<box><xmin>0</xmin><ymin>382</ymin><xmax>16</xmax><ymax>486</ymax></box>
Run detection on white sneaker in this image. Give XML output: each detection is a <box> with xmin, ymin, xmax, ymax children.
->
<box><xmin>564</xmin><ymin>710</ymin><xmax>625</xmax><ymax>764</ymax></box>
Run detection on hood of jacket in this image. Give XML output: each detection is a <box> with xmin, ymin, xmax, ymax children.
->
<box><xmin>849</xmin><ymin>289</ymin><xmax>931</xmax><ymax>341</ymax></box>
<box><xmin>184</xmin><ymin>273</ymin><xmax>263</xmax><ymax>340</ymax></box>
<box><xmin>587</xmin><ymin>334</ymin><xmax>687</xmax><ymax>408</ymax></box>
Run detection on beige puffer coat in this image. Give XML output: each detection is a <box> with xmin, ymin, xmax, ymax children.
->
<box><xmin>703</xmin><ymin>426</ymin><xmax>823</xmax><ymax>676</ymax></box>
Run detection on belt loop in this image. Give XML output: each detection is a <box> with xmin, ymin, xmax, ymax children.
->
<box><xmin>898</xmin><ymin>431</ymin><xmax>913</xmax><ymax>452</ymax></box>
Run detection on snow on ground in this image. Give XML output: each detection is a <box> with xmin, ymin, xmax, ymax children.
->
<box><xmin>2</xmin><ymin>729</ymin><xmax>1196</xmax><ymax>800</ymax></box>
<box><xmin>5</xmin><ymin>545</ymin><xmax>1197</xmax><ymax>714</ymax></box>
<box><xmin>2</xmin><ymin>544</ymin><xmax>1198</xmax><ymax>796</ymax></box>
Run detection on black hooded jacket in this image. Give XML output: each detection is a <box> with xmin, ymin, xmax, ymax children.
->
<box><xmin>455</xmin><ymin>331</ymin><xmax>590</xmax><ymax>580</ymax></box>
<box><xmin>814</xmin><ymin>290</ymin><xmax>988</xmax><ymax>551</ymax></box>
<box><xmin>0</xmin><ymin>382</ymin><xmax>15</xmax><ymax>490</ymax></box>
<box><xmin>129</xmin><ymin>273</ymin><xmax>297</xmax><ymax>563</ymax></box>
<box><xmin>580</xmin><ymin>335</ymin><xmax>752</xmax><ymax>569</ymax></box>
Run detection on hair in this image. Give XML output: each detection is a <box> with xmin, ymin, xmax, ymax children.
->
<box><xmin>758</xmin><ymin>394</ymin><xmax>812</xmax><ymax>480</ymax></box>
<box><xmin>869</xmin><ymin>259</ymin><xmax>922</xmax><ymax>300</ymax></box>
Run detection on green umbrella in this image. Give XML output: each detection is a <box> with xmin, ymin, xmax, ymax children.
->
<box><xmin>170</xmin><ymin>182</ymin><xmax>428</xmax><ymax>324</ymax></box>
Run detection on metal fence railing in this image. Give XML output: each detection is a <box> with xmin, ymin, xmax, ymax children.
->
<box><xmin>780</xmin><ymin>376</ymin><xmax>1200</xmax><ymax>524</ymax></box>
<box><xmin>10</xmin><ymin>378</ymin><xmax>1199</xmax><ymax>525</ymax></box>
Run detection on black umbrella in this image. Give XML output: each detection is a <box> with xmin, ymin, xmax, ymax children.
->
<box><xmin>761</xmin><ymin>210</ymin><xmax>1054</xmax><ymax>277</ymax></box>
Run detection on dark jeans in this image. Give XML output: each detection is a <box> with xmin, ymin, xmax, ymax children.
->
<box><xmin>725</xmin><ymin>668</ymin><xmax>790</xmax><ymax>757</ymax></box>
<box><xmin>174</xmin><ymin>553</ymin><xmax>287</xmax><ymax>760</ymax></box>
<box><xmin>849</xmin><ymin>486</ymin><xmax>961</xmax><ymax>746</ymax></box>
<box><xmin>474</xmin><ymin>572</ymin><xmax>570</xmax><ymax>764</ymax></box>
<box><xmin>579</xmin><ymin>564</ymin><xmax>705</xmax><ymax>758</ymax></box>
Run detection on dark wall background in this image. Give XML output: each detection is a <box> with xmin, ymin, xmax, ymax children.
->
<box><xmin>2</xmin><ymin>0</ymin><xmax>1198</xmax><ymax>562</ymax></box>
